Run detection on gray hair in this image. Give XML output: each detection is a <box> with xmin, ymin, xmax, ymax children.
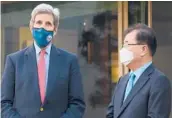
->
<box><xmin>30</xmin><ymin>3</ymin><xmax>60</xmax><ymax>27</ymax></box>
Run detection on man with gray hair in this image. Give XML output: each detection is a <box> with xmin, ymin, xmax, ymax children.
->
<box><xmin>1</xmin><ymin>3</ymin><xmax>85</xmax><ymax>118</ymax></box>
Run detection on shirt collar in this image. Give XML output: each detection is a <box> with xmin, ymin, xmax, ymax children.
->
<box><xmin>130</xmin><ymin>61</ymin><xmax>152</xmax><ymax>78</ymax></box>
<box><xmin>34</xmin><ymin>41</ymin><xmax>52</xmax><ymax>55</ymax></box>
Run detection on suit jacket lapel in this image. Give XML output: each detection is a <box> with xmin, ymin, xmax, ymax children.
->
<box><xmin>114</xmin><ymin>74</ymin><xmax>129</xmax><ymax>118</ymax></box>
<box><xmin>44</xmin><ymin>44</ymin><xmax>61</xmax><ymax>104</ymax></box>
<box><xmin>24</xmin><ymin>45</ymin><xmax>42</xmax><ymax>106</ymax></box>
<box><xmin>116</xmin><ymin>64</ymin><xmax>155</xmax><ymax>118</ymax></box>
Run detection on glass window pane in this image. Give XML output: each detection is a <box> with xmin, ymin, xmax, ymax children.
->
<box><xmin>128</xmin><ymin>1</ymin><xmax>148</xmax><ymax>25</ymax></box>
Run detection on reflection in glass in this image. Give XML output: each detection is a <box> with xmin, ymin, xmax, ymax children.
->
<box><xmin>128</xmin><ymin>1</ymin><xmax>148</xmax><ymax>25</ymax></box>
<box><xmin>78</xmin><ymin>6</ymin><xmax>118</xmax><ymax>110</ymax></box>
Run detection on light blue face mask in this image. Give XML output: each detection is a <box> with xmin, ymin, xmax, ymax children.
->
<box><xmin>32</xmin><ymin>28</ymin><xmax>54</xmax><ymax>48</ymax></box>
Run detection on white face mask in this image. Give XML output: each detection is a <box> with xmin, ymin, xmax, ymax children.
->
<box><xmin>119</xmin><ymin>48</ymin><xmax>134</xmax><ymax>66</ymax></box>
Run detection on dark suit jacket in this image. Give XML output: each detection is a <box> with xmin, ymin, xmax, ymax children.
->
<box><xmin>107</xmin><ymin>64</ymin><xmax>171</xmax><ymax>118</ymax></box>
<box><xmin>1</xmin><ymin>44</ymin><xmax>86</xmax><ymax>118</ymax></box>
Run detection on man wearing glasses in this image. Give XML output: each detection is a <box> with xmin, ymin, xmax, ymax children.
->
<box><xmin>106</xmin><ymin>23</ymin><xmax>171</xmax><ymax>118</ymax></box>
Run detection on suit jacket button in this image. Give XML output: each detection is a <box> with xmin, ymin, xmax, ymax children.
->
<box><xmin>40</xmin><ymin>107</ymin><xmax>44</xmax><ymax>111</ymax></box>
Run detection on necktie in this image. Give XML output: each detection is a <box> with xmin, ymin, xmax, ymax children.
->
<box><xmin>123</xmin><ymin>73</ymin><xmax>136</xmax><ymax>102</ymax></box>
<box><xmin>38</xmin><ymin>50</ymin><xmax>46</xmax><ymax>104</ymax></box>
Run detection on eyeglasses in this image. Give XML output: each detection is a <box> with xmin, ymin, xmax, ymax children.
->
<box><xmin>122</xmin><ymin>43</ymin><xmax>146</xmax><ymax>48</ymax></box>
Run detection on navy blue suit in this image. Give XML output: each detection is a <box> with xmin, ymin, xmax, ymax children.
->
<box><xmin>106</xmin><ymin>64</ymin><xmax>171</xmax><ymax>118</ymax></box>
<box><xmin>1</xmin><ymin>44</ymin><xmax>85</xmax><ymax>118</ymax></box>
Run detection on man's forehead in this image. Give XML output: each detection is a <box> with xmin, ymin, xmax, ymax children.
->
<box><xmin>34</xmin><ymin>14</ymin><xmax>54</xmax><ymax>22</ymax></box>
<box><xmin>124</xmin><ymin>30</ymin><xmax>138</xmax><ymax>43</ymax></box>
<box><xmin>35</xmin><ymin>19</ymin><xmax>53</xmax><ymax>23</ymax></box>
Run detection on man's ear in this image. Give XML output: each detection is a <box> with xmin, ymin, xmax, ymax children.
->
<box><xmin>140</xmin><ymin>45</ymin><xmax>148</xmax><ymax>57</ymax></box>
<box><xmin>29</xmin><ymin>21</ymin><xmax>33</xmax><ymax>33</ymax></box>
<box><xmin>53</xmin><ymin>27</ymin><xmax>58</xmax><ymax>36</ymax></box>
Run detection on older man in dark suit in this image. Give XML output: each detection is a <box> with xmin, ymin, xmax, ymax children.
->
<box><xmin>1</xmin><ymin>3</ymin><xmax>85</xmax><ymax>118</ymax></box>
<box><xmin>106</xmin><ymin>23</ymin><xmax>171</xmax><ymax>118</ymax></box>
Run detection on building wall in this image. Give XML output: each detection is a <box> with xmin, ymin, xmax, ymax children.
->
<box><xmin>152</xmin><ymin>1</ymin><xmax>172</xmax><ymax>85</ymax></box>
<box><xmin>154</xmin><ymin>46</ymin><xmax>172</xmax><ymax>79</ymax></box>
<box><xmin>152</xmin><ymin>1</ymin><xmax>172</xmax><ymax>117</ymax></box>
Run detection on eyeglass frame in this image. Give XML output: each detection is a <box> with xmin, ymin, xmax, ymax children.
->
<box><xmin>122</xmin><ymin>43</ymin><xmax>147</xmax><ymax>48</ymax></box>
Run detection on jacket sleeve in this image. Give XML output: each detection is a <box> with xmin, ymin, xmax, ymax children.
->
<box><xmin>1</xmin><ymin>55</ymin><xmax>22</xmax><ymax>118</ymax></box>
<box><xmin>148</xmin><ymin>75</ymin><xmax>171</xmax><ymax>118</ymax></box>
<box><xmin>60</xmin><ymin>55</ymin><xmax>86</xmax><ymax>118</ymax></box>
